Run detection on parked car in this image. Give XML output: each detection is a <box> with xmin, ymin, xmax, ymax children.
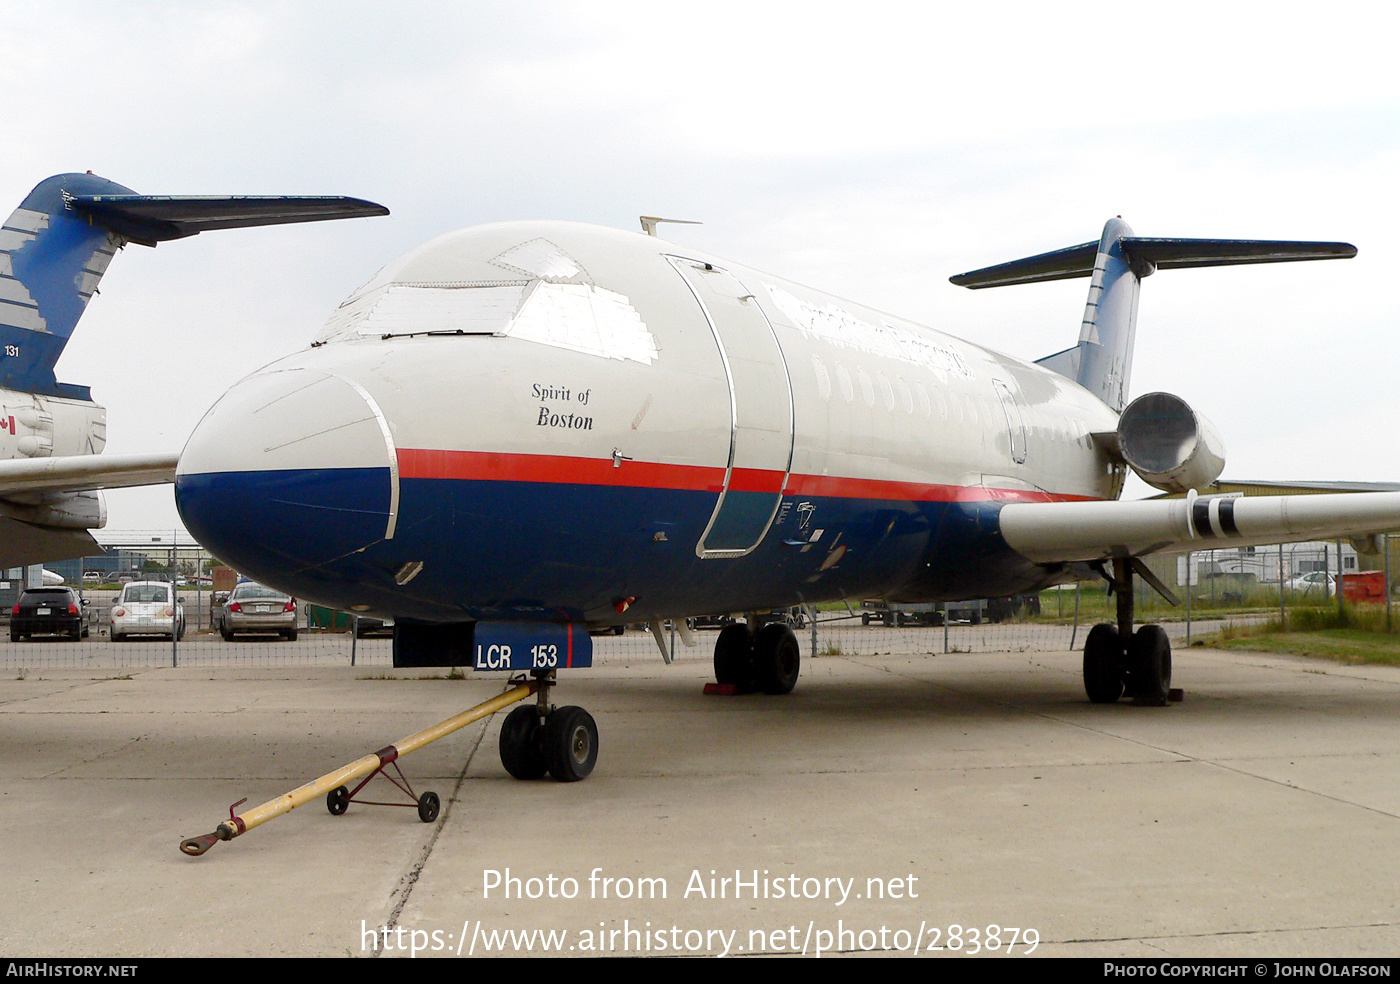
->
<box><xmin>985</xmin><ymin>594</ymin><xmax>1042</xmax><ymax>622</ymax></box>
<box><xmin>110</xmin><ymin>581</ymin><xmax>185</xmax><ymax>641</ymax></box>
<box><xmin>1285</xmin><ymin>571</ymin><xmax>1335</xmax><ymax>597</ymax></box>
<box><xmin>213</xmin><ymin>580</ymin><xmax>298</xmax><ymax>640</ymax></box>
<box><xmin>757</xmin><ymin>607</ymin><xmax>807</xmax><ymax>629</ymax></box>
<box><xmin>692</xmin><ymin>609</ymin><xmax>804</xmax><ymax>629</ymax></box>
<box><xmin>691</xmin><ymin>613</ymin><xmax>737</xmax><ymax>629</ymax></box>
<box><xmin>10</xmin><ymin>586</ymin><xmax>88</xmax><ymax>641</ymax></box>
<box><xmin>860</xmin><ymin>599</ymin><xmax>985</xmax><ymax>626</ymax></box>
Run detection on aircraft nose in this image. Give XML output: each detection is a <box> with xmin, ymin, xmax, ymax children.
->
<box><xmin>175</xmin><ymin>367</ymin><xmax>398</xmax><ymax>585</ymax></box>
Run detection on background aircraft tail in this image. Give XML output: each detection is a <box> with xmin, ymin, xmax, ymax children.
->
<box><xmin>0</xmin><ymin>173</ymin><xmax>135</xmax><ymax>401</ymax></box>
<box><xmin>0</xmin><ymin>172</ymin><xmax>389</xmax><ymax>402</ymax></box>
<box><xmin>950</xmin><ymin>221</ymin><xmax>1356</xmax><ymax>412</ymax></box>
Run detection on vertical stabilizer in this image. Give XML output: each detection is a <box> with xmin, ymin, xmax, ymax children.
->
<box><xmin>0</xmin><ymin>172</ymin><xmax>390</xmax><ymax>405</ymax></box>
<box><xmin>0</xmin><ymin>173</ymin><xmax>135</xmax><ymax>401</ymax></box>
<box><xmin>950</xmin><ymin>221</ymin><xmax>1354</xmax><ymax>414</ymax></box>
<box><xmin>1074</xmin><ymin>217</ymin><xmax>1142</xmax><ymax>412</ymax></box>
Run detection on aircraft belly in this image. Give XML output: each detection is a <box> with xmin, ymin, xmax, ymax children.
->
<box><xmin>179</xmin><ymin>458</ymin><xmax>1054</xmax><ymax>623</ymax></box>
<box><xmin>176</xmin><ymin>466</ymin><xmax>393</xmax><ymax>579</ymax></box>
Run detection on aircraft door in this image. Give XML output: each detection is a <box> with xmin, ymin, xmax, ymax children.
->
<box><xmin>992</xmin><ymin>378</ymin><xmax>1028</xmax><ymax>465</ymax></box>
<box><xmin>668</xmin><ymin>257</ymin><xmax>795</xmax><ymax>558</ymax></box>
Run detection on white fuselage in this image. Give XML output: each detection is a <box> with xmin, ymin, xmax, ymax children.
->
<box><xmin>176</xmin><ymin>221</ymin><xmax>1124</xmax><ymax>623</ymax></box>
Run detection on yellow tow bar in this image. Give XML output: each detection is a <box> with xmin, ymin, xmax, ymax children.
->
<box><xmin>179</xmin><ymin>681</ymin><xmax>537</xmax><ymax>857</ymax></box>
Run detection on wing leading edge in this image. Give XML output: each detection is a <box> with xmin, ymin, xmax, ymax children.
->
<box><xmin>0</xmin><ymin>451</ymin><xmax>177</xmax><ymax>495</ymax></box>
<box><xmin>998</xmin><ymin>491</ymin><xmax>1400</xmax><ymax>565</ymax></box>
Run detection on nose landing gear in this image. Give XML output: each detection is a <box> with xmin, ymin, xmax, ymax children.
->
<box><xmin>497</xmin><ymin>671</ymin><xmax>599</xmax><ymax>782</ymax></box>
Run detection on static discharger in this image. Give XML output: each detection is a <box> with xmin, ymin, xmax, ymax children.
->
<box><xmin>179</xmin><ymin>681</ymin><xmax>538</xmax><ymax>857</ymax></box>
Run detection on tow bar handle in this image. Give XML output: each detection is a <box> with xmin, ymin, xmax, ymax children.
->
<box><xmin>178</xmin><ymin>683</ymin><xmax>536</xmax><ymax>857</ymax></box>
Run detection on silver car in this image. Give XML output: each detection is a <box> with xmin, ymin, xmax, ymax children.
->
<box><xmin>110</xmin><ymin>581</ymin><xmax>185</xmax><ymax>641</ymax></box>
<box><xmin>214</xmin><ymin>581</ymin><xmax>299</xmax><ymax>641</ymax></box>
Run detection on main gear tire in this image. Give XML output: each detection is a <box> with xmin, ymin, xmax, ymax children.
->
<box><xmin>753</xmin><ymin>623</ymin><xmax>801</xmax><ymax>695</ymax></box>
<box><xmin>1128</xmin><ymin>624</ymin><xmax>1172</xmax><ymax>707</ymax></box>
<box><xmin>1083</xmin><ymin>622</ymin><xmax>1125</xmax><ymax>704</ymax></box>
<box><xmin>713</xmin><ymin>623</ymin><xmax>754</xmax><ymax>690</ymax></box>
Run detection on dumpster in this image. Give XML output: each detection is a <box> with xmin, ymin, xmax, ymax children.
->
<box><xmin>1340</xmin><ymin>570</ymin><xmax>1386</xmax><ymax>604</ymax></box>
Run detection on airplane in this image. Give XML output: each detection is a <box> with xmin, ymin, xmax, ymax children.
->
<box><xmin>170</xmin><ymin>210</ymin><xmax>1400</xmax><ymax>784</ymax></box>
<box><xmin>0</xmin><ymin>172</ymin><xmax>388</xmax><ymax>572</ymax></box>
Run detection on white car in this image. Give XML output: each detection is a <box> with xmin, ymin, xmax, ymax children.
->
<box><xmin>1284</xmin><ymin>571</ymin><xmax>1335</xmax><ymax>597</ymax></box>
<box><xmin>110</xmin><ymin>581</ymin><xmax>186</xmax><ymax>641</ymax></box>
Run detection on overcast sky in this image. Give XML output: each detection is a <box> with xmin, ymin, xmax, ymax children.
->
<box><xmin>2</xmin><ymin>1</ymin><xmax>1397</xmax><ymax>533</ymax></box>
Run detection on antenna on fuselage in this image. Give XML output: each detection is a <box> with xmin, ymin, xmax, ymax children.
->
<box><xmin>639</xmin><ymin>216</ymin><xmax>702</xmax><ymax>237</ymax></box>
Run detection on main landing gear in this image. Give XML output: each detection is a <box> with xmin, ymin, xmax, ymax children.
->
<box><xmin>498</xmin><ymin>670</ymin><xmax>599</xmax><ymax>782</ymax></box>
<box><xmin>1083</xmin><ymin>557</ymin><xmax>1173</xmax><ymax>707</ymax></box>
<box><xmin>713</xmin><ymin>619</ymin><xmax>801</xmax><ymax>694</ymax></box>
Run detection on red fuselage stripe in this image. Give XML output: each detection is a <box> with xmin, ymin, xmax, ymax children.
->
<box><xmin>397</xmin><ymin>448</ymin><xmax>1096</xmax><ymax>504</ymax></box>
<box><xmin>398</xmin><ymin>448</ymin><xmax>727</xmax><ymax>492</ymax></box>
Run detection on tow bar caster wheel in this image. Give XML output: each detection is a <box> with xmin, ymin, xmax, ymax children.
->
<box><xmin>499</xmin><ymin>704</ymin><xmax>547</xmax><ymax>780</ymax></box>
<box><xmin>326</xmin><ymin>785</ymin><xmax>350</xmax><ymax>816</ymax></box>
<box><xmin>544</xmin><ymin>706</ymin><xmax>598</xmax><ymax>782</ymax></box>
<box><xmin>417</xmin><ymin>791</ymin><xmax>440</xmax><ymax>823</ymax></box>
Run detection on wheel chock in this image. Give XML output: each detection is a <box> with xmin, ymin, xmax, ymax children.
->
<box><xmin>179</xmin><ymin>681</ymin><xmax>536</xmax><ymax>857</ymax></box>
<box><xmin>703</xmin><ymin>683</ymin><xmax>740</xmax><ymax>696</ymax></box>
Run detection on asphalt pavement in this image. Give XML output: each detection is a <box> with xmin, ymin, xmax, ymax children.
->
<box><xmin>2</xmin><ymin>642</ymin><xmax>1398</xmax><ymax>957</ymax></box>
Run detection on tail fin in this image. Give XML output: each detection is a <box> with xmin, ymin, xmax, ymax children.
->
<box><xmin>950</xmin><ymin>221</ymin><xmax>1356</xmax><ymax>412</ymax></box>
<box><xmin>0</xmin><ymin>172</ymin><xmax>388</xmax><ymax>401</ymax></box>
<box><xmin>1</xmin><ymin>173</ymin><xmax>133</xmax><ymax>400</ymax></box>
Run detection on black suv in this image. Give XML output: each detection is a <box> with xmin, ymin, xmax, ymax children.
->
<box><xmin>10</xmin><ymin>587</ymin><xmax>88</xmax><ymax>642</ymax></box>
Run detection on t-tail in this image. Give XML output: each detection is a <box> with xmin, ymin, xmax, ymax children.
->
<box><xmin>0</xmin><ymin>173</ymin><xmax>386</xmax><ymax>567</ymax></box>
<box><xmin>0</xmin><ymin>172</ymin><xmax>388</xmax><ymax>402</ymax></box>
<box><xmin>950</xmin><ymin>220</ymin><xmax>1356</xmax><ymax>412</ymax></box>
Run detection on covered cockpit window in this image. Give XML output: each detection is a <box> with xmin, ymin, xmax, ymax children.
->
<box><xmin>316</xmin><ymin>281</ymin><xmax>659</xmax><ymax>365</ymax></box>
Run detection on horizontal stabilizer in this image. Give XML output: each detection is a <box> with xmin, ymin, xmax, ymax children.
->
<box><xmin>950</xmin><ymin>242</ymin><xmax>1098</xmax><ymax>288</ymax></box>
<box><xmin>1123</xmin><ymin>238</ymin><xmax>1357</xmax><ymax>272</ymax></box>
<box><xmin>69</xmin><ymin>195</ymin><xmax>390</xmax><ymax>246</ymax></box>
<box><xmin>951</xmin><ymin>237</ymin><xmax>1355</xmax><ymax>289</ymax></box>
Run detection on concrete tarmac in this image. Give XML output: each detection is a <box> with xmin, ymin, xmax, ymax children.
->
<box><xmin>1</xmin><ymin>644</ymin><xmax>1398</xmax><ymax>958</ymax></box>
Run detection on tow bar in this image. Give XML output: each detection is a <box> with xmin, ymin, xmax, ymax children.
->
<box><xmin>179</xmin><ymin>680</ymin><xmax>538</xmax><ymax>857</ymax></box>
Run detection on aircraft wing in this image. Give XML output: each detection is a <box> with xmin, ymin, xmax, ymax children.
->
<box><xmin>0</xmin><ymin>451</ymin><xmax>177</xmax><ymax>495</ymax></box>
<box><xmin>0</xmin><ymin>452</ymin><xmax>178</xmax><ymax>569</ymax></box>
<box><xmin>998</xmin><ymin>491</ymin><xmax>1400</xmax><ymax>565</ymax></box>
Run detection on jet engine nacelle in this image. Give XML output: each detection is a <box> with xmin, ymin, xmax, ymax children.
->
<box><xmin>0</xmin><ymin>489</ymin><xmax>106</xmax><ymax>530</ymax></box>
<box><xmin>1116</xmin><ymin>392</ymin><xmax>1225</xmax><ymax>494</ymax></box>
<box><xmin>0</xmin><ymin>393</ymin><xmax>106</xmax><ymax>459</ymax></box>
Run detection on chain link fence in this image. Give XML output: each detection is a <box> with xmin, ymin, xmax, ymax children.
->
<box><xmin>1</xmin><ymin>532</ymin><xmax>1394</xmax><ymax>670</ymax></box>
